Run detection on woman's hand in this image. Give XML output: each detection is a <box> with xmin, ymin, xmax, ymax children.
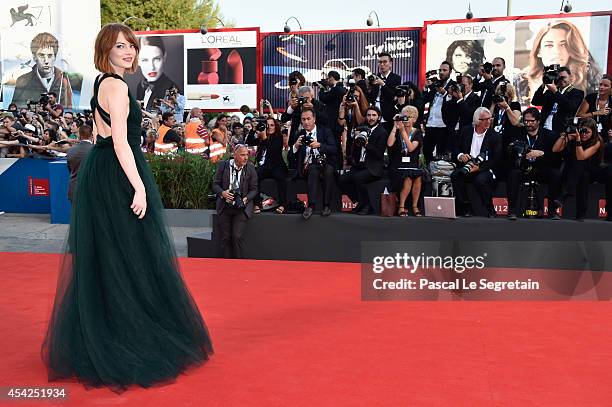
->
<box><xmin>131</xmin><ymin>189</ymin><xmax>147</xmax><ymax>219</ymax></box>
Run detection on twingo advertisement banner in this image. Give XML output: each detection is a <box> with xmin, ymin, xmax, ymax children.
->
<box><xmin>424</xmin><ymin>12</ymin><xmax>611</xmax><ymax>108</ymax></box>
<box><xmin>125</xmin><ymin>28</ymin><xmax>260</xmax><ymax>112</ymax></box>
<box><xmin>0</xmin><ymin>0</ymin><xmax>101</xmax><ymax>110</ymax></box>
<box><xmin>261</xmin><ymin>28</ymin><xmax>421</xmax><ymax>110</ymax></box>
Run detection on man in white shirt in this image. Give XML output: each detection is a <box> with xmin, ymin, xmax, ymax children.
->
<box><xmin>451</xmin><ymin>107</ymin><xmax>502</xmax><ymax>217</ymax></box>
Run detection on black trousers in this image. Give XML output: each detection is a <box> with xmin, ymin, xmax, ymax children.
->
<box><xmin>507</xmin><ymin>166</ymin><xmax>562</xmax><ymax>215</ymax></box>
<box><xmin>218</xmin><ymin>207</ymin><xmax>248</xmax><ymax>259</ymax></box>
<box><xmin>306</xmin><ymin>163</ymin><xmax>335</xmax><ymax>208</ymax></box>
<box><xmin>451</xmin><ymin>169</ymin><xmax>495</xmax><ymax>215</ymax></box>
<box><xmin>256</xmin><ymin>166</ymin><xmax>287</xmax><ymax>207</ymax></box>
<box><xmin>561</xmin><ymin>161</ymin><xmax>612</xmax><ymax>218</ymax></box>
<box><xmin>338</xmin><ymin>167</ymin><xmax>380</xmax><ymax>208</ymax></box>
<box><xmin>424</xmin><ymin>126</ymin><xmax>449</xmax><ymax>163</ymax></box>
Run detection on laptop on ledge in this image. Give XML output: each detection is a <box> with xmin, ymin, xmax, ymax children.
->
<box><xmin>424</xmin><ymin>196</ymin><xmax>456</xmax><ymax>219</ymax></box>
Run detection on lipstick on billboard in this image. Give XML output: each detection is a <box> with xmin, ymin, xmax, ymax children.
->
<box><xmin>187</xmin><ymin>93</ymin><xmax>221</xmax><ymax>100</ymax></box>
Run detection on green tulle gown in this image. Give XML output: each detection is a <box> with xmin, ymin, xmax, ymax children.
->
<box><xmin>41</xmin><ymin>73</ymin><xmax>213</xmax><ymax>392</ymax></box>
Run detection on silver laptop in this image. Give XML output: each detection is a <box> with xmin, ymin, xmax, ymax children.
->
<box><xmin>424</xmin><ymin>196</ymin><xmax>456</xmax><ymax>218</ymax></box>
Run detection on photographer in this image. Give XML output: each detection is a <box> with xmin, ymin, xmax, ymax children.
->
<box><xmin>253</xmin><ymin>117</ymin><xmax>288</xmax><ymax>214</ymax></box>
<box><xmin>392</xmin><ymin>82</ymin><xmax>424</xmax><ymax>126</ymax></box>
<box><xmin>577</xmin><ymin>75</ymin><xmax>612</xmax><ymax>150</ymax></box>
<box><xmin>489</xmin><ymin>81</ymin><xmax>522</xmax><ymax>179</ymax></box>
<box><xmin>43</xmin><ymin>92</ymin><xmax>63</xmax><ymax>120</ymax></box>
<box><xmin>338</xmin><ymin>106</ymin><xmax>387</xmax><ymax>215</ymax></box>
<box><xmin>318</xmin><ymin>70</ymin><xmax>346</xmax><ymax>127</ymax></box>
<box><xmin>473</xmin><ymin>57</ymin><xmax>507</xmax><ymax>108</ymax></box>
<box><xmin>552</xmin><ymin>118</ymin><xmax>611</xmax><ymax>221</ymax></box>
<box><xmin>387</xmin><ymin>106</ymin><xmax>424</xmax><ymax>217</ymax></box>
<box><xmin>287</xmin><ymin>71</ymin><xmax>306</xmax><ymax>104</ymax></box>
<box><xmin>158</xmin><ymin>85</ymin><xmax>186</xmax><ymax>123</ymax></box>
<box><xmin>289</xmin><ymin>108</ymin><xmax>338</xmax><ymax>220</ymax></box>
<box><xmin>451</xmin><ymin>107</ymin><xmax>502</xmax><ymax>217</ymax></box>
<box><xmin>531</xmin><ymin>66</ymin><xmax>584</xmax><ymax>135</ymax></box>
<box><xmin>351</xmin><ymin>68</ymin><xmax>368</xmax><ymax>95</ymax></box>
<box><xmin>506</xmin><ymin>108</ymin><xmax>562</xmax><ymax>220</ymax></box>
<box><xmin>445</xmin><ymin>75</ymin><xmax>481</xmax><ymax>132</ymax></box>
<box><xmin>258</xmin><ymin>98</ymin><xmax>278</xmax><ymax>121</ymax></box>
<box><xmin>212</xmin><ymin>144</ymin><xmax>258</xmax><ymax>258</ymax></box>
<box><xmin>282</xmin><ymin>86</ymin><xmax>329</xmax><ymax>156</ymax></box>
<box><xmin>338</xmin><ymin>84</ymin><xmax>369</xmax><ymax>166</ymax></box>
<box><xmin>423</xmin><ymin>61</ymin><xmax>456</xmax><ymax>162</ymax></box>
<box><xmin>367</xmin><ymin>53</ymin><xmax>402</xmax><ymax>130</ymax></box>
<box><xmin>153</xmin><ymin>112</ymin><xmax>184</xmax><ymax>155</ymax></box>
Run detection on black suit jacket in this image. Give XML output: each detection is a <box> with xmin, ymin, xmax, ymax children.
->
<box><xmin>318</xmin><ymin>83</ymin><xmax>346</xmax><ymax>125</ymax></box>
<box><xmin>255</xmin><ymin>134</ymin><xmax>287</xmax><ymax>171</ymax></box>
<box><xmin>212</xmin><ymin>160</ymin><xmax>259</xmax><ymax>218</ymax></box>
<box><xmin>288</xmin><ymin>126</ymin><xmax>338</xmax><ymax>174</ymax></box>
<box><xmin>66</xmin><ymin>141</ymin><xmax>93</xmax><ymax>201</ymax></box>
<box><xmin>136</xmin><ymin>73</ymin><xmax>178</xmax><ymax>111</ymax></box>
<box><xmin>455</xmin><ymin>92</ymin><xmax>482</xmax><ymax>128</ymax></box>
<box><xmin>472</xmin><ymin>74</ymin><xmax>507</xmax><ymax>108</ymax></box>
<box><xmin>453</xmin><ymin>126</ymin><xmax>503</xmax><ymax>174</ymax></box>
<box><xmin>531</xmin><ymin>85</ymin><xmax>584</xmax><ymax>134</ymax></box>
<box><xmin>511</xmin><ymin>128</ymin><xmax>561</xmax><ymax>169</ymax></box>
<box><xmin>367</xmin><ymin>72</ymin><xmax>402</xmax><ymax>122</ymax></box>
<box><xmin>282</xmin><ymin>100</ymin><xmax>329</xmax><ymax>148</ymax></box>
<box><xmin>355</xmin><ymin>124</ymin><xmax>387</xmax><ymax>177</ymax></box>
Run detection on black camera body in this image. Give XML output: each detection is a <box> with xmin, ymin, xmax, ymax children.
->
<box><xmin>289</xmin><ymin>77</ymin><xmax>299</xmax><ymax>86</ymax></box>
<box><xmin>314</xmin><ymin>154</ymin><xmax>327</xmax><ymax>169</ymax></box>
<box><xmin>543</xmin><ymin>64</ymin><xmax>561</xmax><ymax>85</ymax></box>
<box><xmin>298</xmin><ymin>96</ymin><xmax>307</xmax><ymax>106</ymax></box>
<box><xmin>425</xmin><ymin>70</ymin><xmax>443</xmax><ymax>90</ymax></box>
<box><xmin>393</xmin><ymin>114</ymin><xmax>411</xmax><ymax>122</ymax></box>
<box><xmin>302</xmin><ymin>132</ymin><xmax>314</xmax><ymax>146</ymax></box>
<box><xmin>255</xmin><ymin>119</ymin><xmax>268</xmax><ymax>132</ymax></box>
<box><xmin>395</xmin><ymin>85</ymin><xmax>413</xmax><ymax>98</ymax></box>
<box><xmin>345</xmin><ymin>78</ymin><xmax>357</xmax><ymax>103</ymax></box>
<box><xmin>508</xmin><ymin>140</ymin><xmax>534</xmax><ymax>175</ymax></box>
<box><xmin>39</xmin><ymin>93</ymin><xmax>50</xmax><ymax>106</ymax></box>
<box><xmin>229</xmin><ymin>188</ymin><xmax>245</xmax><ymax>209</ymax></box>
<box><xmin>450</xmin><ymin>83</ymin><xmax>465</xmax><ymax>95</ymax></box>
<box><xmin>458</xmin><ymin>153</ymin><xmax>486</xmax><ymax>175</ymax></box>
<box><xmin>482</xmin><ymin>62</ymin><xmax>493</xmax><ymax>75</ymax></box>
<box><xmin>492</xmin><ymin>81</ymin><xmax>508</xmax><ymax>104</ymax></box>
<box><xmin>564</xmin><ymin>117</ymin><xmax>578</xmax><ymax>134</ymax></box>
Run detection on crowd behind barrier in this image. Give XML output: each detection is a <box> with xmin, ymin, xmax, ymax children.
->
<box><xmin>1</xmin><ymin>55</ymin><xmax>611</xmax><ymax>222</ymax></box>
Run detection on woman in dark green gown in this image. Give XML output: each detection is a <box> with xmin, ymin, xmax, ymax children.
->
<box><xmin>41</xmin><ymin>24</ymin><xmax>213</xmax><ymax>393</ymax></box>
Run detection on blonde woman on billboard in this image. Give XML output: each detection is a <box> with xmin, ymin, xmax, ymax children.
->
<box><xmin>521</xmin><ymin>19</ymin><xmax>602</xmax><ymax>103</ymax></box>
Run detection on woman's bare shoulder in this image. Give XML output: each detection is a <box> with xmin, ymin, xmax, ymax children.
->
<box><xmin>98</xmin><ymin>76</ymin><xmax>128</xmax><ymax>95</ymax></box>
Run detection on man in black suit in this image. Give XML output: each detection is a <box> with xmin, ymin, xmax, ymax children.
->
<box><xmin>473</xmin><ymin>57</ymin><xmax>507</xmax><ymax>108</ymax></box>
<box><xmin>66</xmin><ymin>125</ymin><xmax>93</xmax><ymax>202</ymax></box>
<box><xmin>451</xmin><ymin>107</ymin><xmax>502</xmax><ymax>217</ymax></box>
<box><xmin>444</xmin><ymin>74</ymin><xmax>482</xmax><ymax>152</ymax></box>
<box><xmin>367</xmin><ymin>53</ymin><xmax>402</xmax><ymax>131</ymax></box>
<box><xmin>212</xmin><ymin>144</ymin><xmax>259</xmax><ymax>258</ymax></box>
<box><xmin>318</xmin><ymin>70</ymin><xmax>346</xmax><ymax>127</ymax></box>
<box><xmin>338</xmin><ymin>106</ymin><xmax>387</xmax><ymax>215</ymax></box>
<box><xmin>281</xmin><ymin>85</ymin><xmax>329</xmax><ymax>168</ymax></box>
<box><xmin>423</xmin><ymin>61</ymin><xmax>457</xmax><ymax>162</ymax></box>
<box><xmin>289</xmin><ymin>108</ymin><xmax>338</xmax><ymax>219</ymax></box>
<box><xmin>506</xmin><ymin>107</ymin><xmax>562</xmax><ymax>220</ymax></box>
<box><xmin>530</xmin><ymin>66</ymin><xmax>584</xmax><ymax>135</ymax></box>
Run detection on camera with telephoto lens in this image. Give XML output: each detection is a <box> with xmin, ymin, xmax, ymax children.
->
<box><xmin>39</xmin><ymin>93</ymin><xmax>50</xmax><ymax>106</ymax></box>
<box><xmin>481</xmin><ymin>62</ymin><xmax>493</xmax><ymax>75</ymax></box>
<box><xmin>492</xmin><ymin>81</ymin><xmax>509</xmax><ymax>104</ymax></box>
<box><xmin>345</xmin><ymin>78</ymin><xmax>357</xmax><ymax>103</ymax></box>
<box><xmin>368</xmin><ymin>74</ymin><xmax>380</xmax><ymax>85</ymax></box>
<box><xmin>353</xmin><ymin>126</ymin><xmax>370</xmax><ymax>148</ymax></box>
<box><xmin>543</xmin><ymin>64</ymin><xmax>561</xmax><ymax>85</ymax></box>
<box><xmin>255</xmin><ymin>118</ymin><xmax>268</xmax><ymax>132</ymax></box>
<box><xmin>426</xmin><ymin>70</ymin><xmax>443</xmax><ymax>90</ymax></box>
<box><xmin>450</xmin><ymin>74</ymin><xmax>465</xmax><ymax>94</ymax></box>
<box><xmin>395</xmin><ymin>85</ymin><xmax>412</xmax><ymax>98</ymax></box>
<box><xmin>508</xmin><ymin>140</ymin><xmax>534</xmax><ymax>175</ymax></box>
<box><xmin>564</xmin><ymin>117</ymin><xmax>578</xmax><ymax>134</ymax></box>
<box><xmin>458</xmin><ymin>153</ymin><xmax>487</xmax><ymax>175</ymax></box>
<box><xmin>229</xmin><ymin>187</ymin><xmax>245</xmax><ymax>209</ymax></box>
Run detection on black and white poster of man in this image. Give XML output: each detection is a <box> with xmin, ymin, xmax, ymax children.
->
<box><xmin>0</xmin><ymin>0</ymin><xmax>100</xmax><ymax>110</ymax></box>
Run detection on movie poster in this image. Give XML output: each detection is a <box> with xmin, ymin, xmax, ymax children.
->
<box><xmin>262</xmin><ymin>29</ymin><xmax>421</xmax><ymax>110</ymax></box>
<box><xmin>0</xmin><ymin>0</ymin><xmax>100</xmax><ymax>110</ymax></box>
<box><xmin>425</xmin><ymin>15</ymin><xmax>610</xmax><ymax>107</ymax></box>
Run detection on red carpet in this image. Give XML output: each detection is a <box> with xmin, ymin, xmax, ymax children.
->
<box><xmin>1</xmin><ymin>252</ymin><xmax>612</xmax><ymax>406</ymax></box>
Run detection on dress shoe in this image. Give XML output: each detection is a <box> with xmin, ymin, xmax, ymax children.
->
<box><xmin>321</xmin><ymin>206</ymin><xmax>332</xmax><ymax>217</ymax></box>
<box><xmin>302</xmin><ymin>207</ymin><xmax>314</xmax><ymax>220</ymax></box>
<box><xmin>462</xmin><ymin>211</ymin><xmax>473</xmax><ymax>218</ymax></box>
<box><xmin>507</xmin><ymin>213</ymin><xmax>518</xmax><ymax>221</ymax></box>
<box><xmin>358</xmin><ymin>205</ymin><xmax>372</xmax><ymax>215</ymax></box>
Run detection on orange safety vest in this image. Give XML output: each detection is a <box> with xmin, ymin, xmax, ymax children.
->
<box><xmin>184</xmin><ymin>120</ymin><xmax>207</xmax><ymax>154</ymax></box>
<box><xmin>154</xmin><ymin>124</ymin><xmax>178</xmax><ymax>155</ymax></box>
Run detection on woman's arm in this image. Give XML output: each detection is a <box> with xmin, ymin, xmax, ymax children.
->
<box><xmin>552</xmin><ymin>133</ymin><xmax>569</xmax><ymax>153</ymax></box>
<box><xmin>104</xmin><ymin>78</ymin><xmax>147</xmax><ymax>219</ymax></box>
<box><xmin>575</xmin><ymin>139</ymin><xmax>600</xmax><ymax>161</ymax></box>
<box><xmin>576</xmin><ymin>99</ymin><xmax>590</xmax><ymax>118</ymax></box>
<box><xmin>353</xmin><ymin>104</ymin><xmax>365</xmax><ymax>125</ymax></box>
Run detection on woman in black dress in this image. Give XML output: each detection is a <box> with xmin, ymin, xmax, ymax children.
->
<box><xmin>387</xmin><ymin>106</ymin><xmax>424</xmax><ymax>216</ymax></box>
<box><xmin>41</xmin><ymin>24</ymin><xmax>213</xmax><ymax>392</ymax></box>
